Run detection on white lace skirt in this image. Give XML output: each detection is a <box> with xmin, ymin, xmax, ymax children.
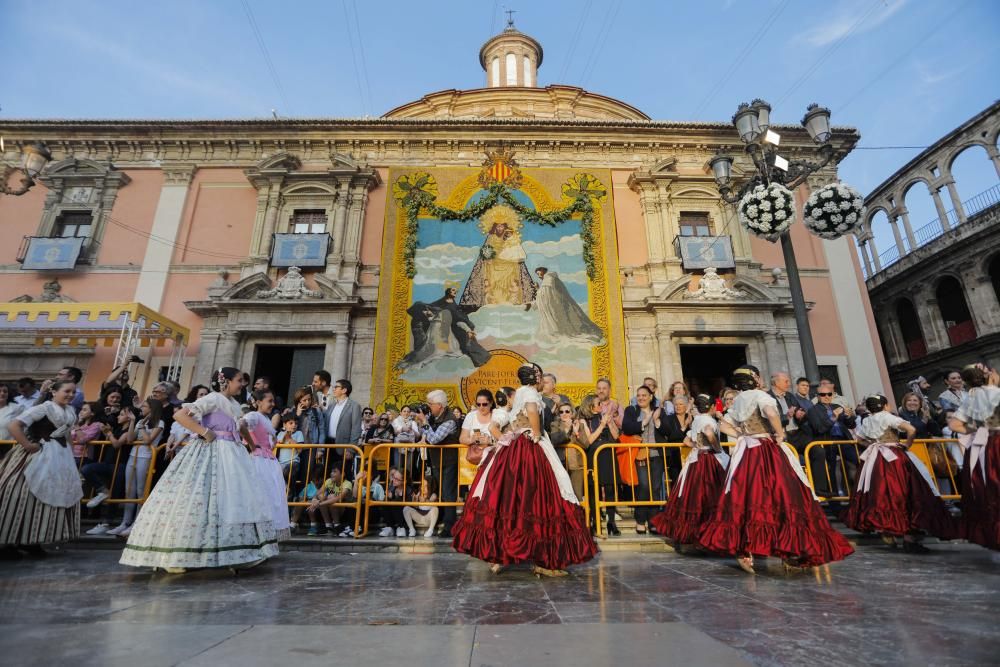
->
<box><xmin>252</xmin><ymin>455</ymin><xmax>291</xmax><ymax>540</ymax></box>
<box><xmin>120</xmin><ymin>439</ymin><xmax>279</xmax><ymax>569</ymax></box>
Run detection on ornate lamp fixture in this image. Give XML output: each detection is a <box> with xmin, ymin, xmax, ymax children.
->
<box><xmin>1</xmin><ymin>140</ymin><xmax>52</xmax><ymax>196</ymax></box>
<box><xmin>708</xmin><ymin>100</ymin><xmax>863</xmax><ymax>385</ymax></box>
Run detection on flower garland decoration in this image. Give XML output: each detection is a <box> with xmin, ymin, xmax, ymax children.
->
<box><xmin>803</xmin><ymin>182</ymin><xmax>866</xmax><ymax>240</ymax></box>
<box><xmin>737</xmin><ymin>183</ymin><xmax>795</xmax><ymax>242</ymax></box>
<box><xmin>395</xmin><ymin>172</ymin><xmax>605</xmax><ymax>280</ymax></box>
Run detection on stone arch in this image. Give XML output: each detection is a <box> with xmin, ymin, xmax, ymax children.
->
<box><xmin>900</xmin><ymin>178</ymin><xmax>938</xmax><ymax>238</ymax></box>
<box><xmin>255</xmin><ymin>152</ymin><xmax>301</xmax><ymax>171</ymax></box>
<box><xmin>672</xmin><ymin>184</ymin><xmax>719</xmax><ymax>199</ymax></box>
<box><xmin>946</xmin><ymin>143</ymin><xmax>997</xmax><ymax>208</ymax></box>
<box><xmin>935</xmin><ymin>274</ymin><xmax>976</xmax><ymax>345</ymax></box>
<box><xmin>895</xmin><ymin>298</ymin><xmax>926</xmax><ymax>360</ymax></box>
<box><xmin>281</xmin><ymin>181</ymin><xmax>339</xmax><ymax>197</ymax></box>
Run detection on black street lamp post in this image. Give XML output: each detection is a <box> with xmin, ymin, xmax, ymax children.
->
<box><xmin>709</xmin><ymin>100</ymin><xmax>839</xmax><ymax>384</ymax></box>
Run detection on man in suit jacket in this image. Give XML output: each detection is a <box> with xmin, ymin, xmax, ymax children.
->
<box><xmin>800</xmin><ymin>381</ymin><xmax>858</xmax><ymax>500</ymax></box>
<box><xmin>324</xmin><ymin>378</ymin><xmax>364</xmax><ymax>481</ymax></box>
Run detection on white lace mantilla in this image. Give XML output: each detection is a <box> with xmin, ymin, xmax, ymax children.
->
<box><xmin>724</xmin><ymin>389</ymin><xmax>777</xmax><ymax>427</ymax></box>
<box><xmin>955</xmin><ymin>386</ymin><xmax>1000</xmax><ymax>426</ymax></box>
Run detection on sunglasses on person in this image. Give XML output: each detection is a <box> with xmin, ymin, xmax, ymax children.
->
<box><xmin>476</xmin><ymin>401</ymin><xmax>491</xmax><ymax>407</ymax></box>
<box><xmin>559</xmin><ymin>408</ymin><xmax>573</xmax><ymax>414</ymax></box>
<box><xmin>817</xmin><ymin>392</ymin><xmax>834</xmax><ymax>397</ymax></box>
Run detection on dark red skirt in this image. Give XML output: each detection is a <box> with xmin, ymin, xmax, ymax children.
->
<box><xmin>451</xmin><ymin>433</ymin><xmax>598</xmax><ymax>570</ymax></box>
<box><xmin>697</xmin><ymin>438</ymin><xmax>854</xmax><ymax>566</ymax></box>
<box><xmin>841</xmin><ymin>451</ymin><xmax>957</xmax><ymax>539</ymax></box>
<box><xmin>650</xmin><ymin>452</ymin><xmax>725</xmax><ymax>545</ymax></box>
<box><xmin>960</xmin><ymin>431</ymin><xmax>1000</xmax><ymax>551</ymax></box>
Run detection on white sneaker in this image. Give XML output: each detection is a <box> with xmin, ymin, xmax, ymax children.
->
<box><xmin>407</xmin><ymin>527</ymin><xmax>416</xmax><ymax>538</ymax></box>
<box><xmin>396</xmin><ymin>527</ymin><xmax>406</xmax><ymax>538</ymax></box>
<box><xmin>378</xmin><ymin>526</ymin><xmax>394</xmax><ymax>537</ymax></box>
<box><xmin>423</xmin><ymin>528</ymin><xmax>435</xmax><ymax>538</ymax></box>
<box><xmin>339</xmin><ymin>526</ymin><xmax>354</xmax><ymax>537</ymax></box>
<box><xmin>86</xmin><ymin>491</ymin><xmax>110</xmax><ymax>509</ymax></box>
<box><xmin>106</xmin><ymin>524</ymin><xmax>128</xmax><ymax>536</ymax></box>
<box><xmin>86</xmin><ymin>523</ymin><xmax>110</xmax><ymax>536</ymax></box>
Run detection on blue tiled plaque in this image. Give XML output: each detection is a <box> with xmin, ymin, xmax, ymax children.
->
<box><xmin>21</xmin><ymin>237</ymin><xmax>84</xmax><ymax>270</ymax></box>
<box><xmin>271</xmin><ymin>233</ymin><xmax>331</xmax><ymax>267</ymax></box>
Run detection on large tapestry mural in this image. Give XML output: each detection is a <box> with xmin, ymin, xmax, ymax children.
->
<box><xmin>372</xmin><ymin>150</ymin><xmax>627</xmax><ymax>410</ymax></box>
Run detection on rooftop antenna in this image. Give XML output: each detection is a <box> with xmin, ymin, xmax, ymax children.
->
<box><xmin>271</xmin><ymin>109</ymin><xmax>279</xmax><ymax>119</ymax></box>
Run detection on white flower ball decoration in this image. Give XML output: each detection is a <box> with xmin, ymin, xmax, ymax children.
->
<box><xmin>737</xmin><ymin>183</ymin><xmax>795</xmax><ymax>242</ymax></box>
<box><xmin>803</xmin><ymin>182</ymin><xmax>866</xmax><ymax>240</ymax></box>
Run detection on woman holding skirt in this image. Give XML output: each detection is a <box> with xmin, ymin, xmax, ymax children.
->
<box><xmin>698</xmin><ymin>366</ymin><xmax>854</xmax><ymax>573</ymax></box>
<box><xmin>120</xmin><ymin>367</ymin><xmax>278</xmax><ymax>573</ymax></box>
<box><xmin>1</xmin><ymin>380</ymin><xmax>82</xmax><ymax>559</ymax></box>
<box><xmin>453</xmin><ymin>364</ymin><xmax>597</xmax><ymax>576</ymax></box>
<box><xmin>651</xmin><ymin>394</ymin><xmax>729</xmax><ymax>551</ymax></box>
<box><xmin>948</xmin><ymin>364</ymin><xmax>1000</xmax><ymax>551</ymax></box>
<box><xmin>842</xmin><ymin>394</ymin><xmax>956</xmax><ymax>551</ymax></box>
<box><xmin>241</xmin><ymin>389</ymin><xmax>291</xmax><ymax>541</ymax></box>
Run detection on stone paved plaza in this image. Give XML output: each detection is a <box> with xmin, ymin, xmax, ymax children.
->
<box><xmin>1</xmin><ymin>542</ymin><xmax>998</xmax><ymax>666</ymax></box>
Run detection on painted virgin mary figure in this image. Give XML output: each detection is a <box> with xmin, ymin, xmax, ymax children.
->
<box><xmin>532</xmin><ymin>267</ymin><xmax>605</xmax><ymax>345</ymax></box>
<box><xmin>460</xmin><ymin>205</ymin><xmax>537</xmax><ymax>309</ymax></box>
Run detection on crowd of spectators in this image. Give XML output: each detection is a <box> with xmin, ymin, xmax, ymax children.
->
<box><xmin>0</xmin><ymin>360</ymin><xmax>979</xmax><ymax>539</ymax></box>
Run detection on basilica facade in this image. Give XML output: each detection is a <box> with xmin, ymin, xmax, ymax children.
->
<box><xmin>0</xmin><ymin>24</ymin><xmax>888</xmax><ymax>407</ymax></box>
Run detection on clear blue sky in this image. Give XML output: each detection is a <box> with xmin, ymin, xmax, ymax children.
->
<box><xmin>3</xmin><ymin>0</ymin><xmax>998</xmax><ymax>252</ymax></box>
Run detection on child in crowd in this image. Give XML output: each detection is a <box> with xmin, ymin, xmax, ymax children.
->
<box><xmin>305</xmin><ymin>466</ymin><xmax>354</xmax><ymax>537</ymax></box>
<box><xmin>70</xmin><ymin>402</ymin><xmax>103</xmax><ymax>468</ymax></box>
<box><xmin>289</xmin><ymin>466</ymin><xmax>324</xmax><ymax>532</ymax></box>
<box><xmin>164</xmin><ymin>418</ymin><xmax>193</xmax><ymax>461</ymax></box>
<box><xmin>378</xmin><ymin>467</ymin><xmax>408</xmax><ymax>537</ymax></box>
<box><xmin>109</xmin><ymin>398</ymin><xmax>163</xmax><ymax>537</ymax></box>
<box><xmin>402</xmin><ymin>477</ymin><xmax>438</xmax><ymax>538</ymax></box>
<box><xmin>276</xmin><ymin>411</ymin><xmax>304</xmax><ymax>497</ymax></box>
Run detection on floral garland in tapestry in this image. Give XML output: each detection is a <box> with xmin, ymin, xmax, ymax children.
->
<box><xmin>393</xmin><ymin>156</ymin><xmax>607</xmax><ymax>280</ymax></box>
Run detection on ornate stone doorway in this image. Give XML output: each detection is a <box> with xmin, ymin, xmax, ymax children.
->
<box><xmin>679</xmin><ymin>344</ymin><xmax>748</xmax><ymax>398</ymax></box>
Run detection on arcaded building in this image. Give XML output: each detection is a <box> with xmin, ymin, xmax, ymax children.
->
<box><xmin>0</xmin><ymin>24</ymin><xmax>888</xmax><ymax>409</ymax></box>
<box><xmin>861</xmin><ymin>101</ymin><xmax>1000</xmax><ymax>398</ymax></box>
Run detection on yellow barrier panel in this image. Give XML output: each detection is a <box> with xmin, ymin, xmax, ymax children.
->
<box><xmin>802</xmin><ymin>438</ymin><xmax>963</xmax><ymax>502</ymax></box>
<box><xmin>590</xmin><ymin>442</ymin><xmax>686</xmax><ymax>538</ymax></box>
<box><xmin>274</xmin><ymin>443</ymin><xmax>365</xmax><ymax>538</ymax></box>
<box><xmin>359</xmin><ymin>442</ymin><xmax>591</xmax><ymax>538</ymax></box>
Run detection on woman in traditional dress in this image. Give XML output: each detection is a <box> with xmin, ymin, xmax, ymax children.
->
<box><xmin>698</xmin><ymin>365</ymin><xmax>854</xmax><ymax>573</ymax></box>
<box><xmin>842</xmin><ymin>394</ymin><xmax>956</xmax><ymax>552</ymax></box>
<box><xmin>948</xmin><ymin>363</ymin><xmax>1000</xmax><ymax>551</ymax></box>
<box><xmin>1</xmin><ymin>380</ymin><xmax>81</xmax><ymax>559</ymax></box>
<box><xmin>120</xmin><ymin>367</ymin><xmax>278</xmax><ymax>573</ymax></box>
<box><xmin>453</xmin><ymin>364</ymin><xmax>597</xmax><ymax>576</ymax></box>
<box><xmin>0</xmin><ymin>383</ymin><xmax>25</xmax><ymax>442</ymax></box>
<box><xmin>241</xmin><ymin>389</ymin><xmax>291</xmax><ymax>542</ymax></box>
<box><xmin>651</xmin><ymin>394</ymin><xmax>729</xmax><ymax>551</ymax></box>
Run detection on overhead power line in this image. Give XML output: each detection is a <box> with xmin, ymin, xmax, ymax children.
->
<box><xmin>341</xmin><ymin>0</ymin><xmax>370</xmax><ymax>116</ymax></box>
<box><xmin>558</xmin><ymin>0</ymin><xmax>593</xmax><ymax>83</ymax></box>
<box><xmin>350</xmin><ymin>0</ymin><xmax>375</xmax><ymax>116</ymax></box>
<box><xmin>240</xmin><ymin>0</ymin><xmax>290</xmax><ymax>114</ymax></box>
<box><xmin>690</xmin><ymin>0</ymin><xmax>791</xmax><ymax>119</ymax></box>
<box><xmin>580</xmin><ymin>0</ymin><xmax>623</xmax><ymax>87</ymax></box>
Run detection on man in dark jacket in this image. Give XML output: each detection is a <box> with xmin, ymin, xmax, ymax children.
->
<box><xmin>801</xmin><ymin>380</ymin><xmax>858</xmax><ymax>499</ymax></box>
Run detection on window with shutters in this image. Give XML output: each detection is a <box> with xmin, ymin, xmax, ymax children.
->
<box><xmin>290</xmin><ymin>209</ymin><xmax>328</xmax><ymax>234</ymax></box>
<box><xmin>678</xmin><ymin>212</ymin><xmax>712</xmax><ymax>237</ymax></box>
<box><xmin>53</xmin><ymin>211</ymin><xmax>94</xmax><ymax>239</ymax></box>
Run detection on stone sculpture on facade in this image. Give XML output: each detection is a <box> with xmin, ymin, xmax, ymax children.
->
<box><xmin>256</xmin><ymin>267</ymin><xmax>322</xmax><ymax>299</ymax></box>
<box><xmin>11</xmin><ymin>278</ymin><xmax>76</xmax><ymax>303</ymax></box>
<box><xmin>685</xmin><ymin>267</ymin><xmax>744</xmax><ymax>300</ymax></box>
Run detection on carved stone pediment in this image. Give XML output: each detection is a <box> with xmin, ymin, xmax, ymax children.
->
<box><xmin>655</xmin><ymin>272</ymin><xmax>779</xmax><ymax>303</ymax></box>
<box><xmin>11</xmin><ymin>279</ymin><xmax>76</xmax><ymax>303</ymax></box>
<box><xmin>214</xmin><ymin>270</ymin><xmax>352</xmax><ymax>302</ymax></box>
<box><xmin>220</xmin><ymin>273</ymin><xmax>273</xmax><ymax>300</ymax></box>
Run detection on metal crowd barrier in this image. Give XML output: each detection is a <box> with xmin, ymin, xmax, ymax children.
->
<box><xmin>802</xmin><ymin>438</ymin><xmax>962</xmax><ymax>501</ymax></box>
<box><xmin>590</xmin><ymin>442</ymin><xmax>687</xmax><ymax>538</ymax></box>
<box><xmin>0</xmin><ymin>439</ymin><xmax>161</xmax><ymax>507</ymax></box>
<box><xmin>359</xmin><ymin>442</ymin><xmax>592</xmax><ymax>537</ymax></box>
<box><xmin>274</xmin><ymin>443</ymin><xmax>365</xmax><ymax>538</ymax></box>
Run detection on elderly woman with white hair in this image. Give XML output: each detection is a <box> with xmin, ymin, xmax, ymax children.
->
<box><xmin>452</xmin><ymin>363</ymin><xmax>598</xmax><ymax>577</ymax></box>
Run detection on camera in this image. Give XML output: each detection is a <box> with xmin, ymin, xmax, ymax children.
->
<box><xmin>129</xmin><ymin>355</ymin><xmax>144</xmax><ymax>364</ymax></box>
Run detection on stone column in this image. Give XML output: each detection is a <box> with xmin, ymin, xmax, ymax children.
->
<box><xmin>857</xmin><ymin>241</ymin><xmax>873</xmax><ymax>277</ymax></box>
<box><xmin>962</xmin><ymin>268</ymin><xmax>1000</xmax><ymax>332</ymax></box>
<box><xmin>194</xmin><ymin>330</ymin><xmax>222</xmax><ymax>385</ymax></box>
<box><xmin>898</xmin><ymin>208</ymin><xmax>917</xmax><ymax>250</ymax></box>
<box><xmin>888</xmin><ymin>214</ymin><xmax>906</xmax><ymax>258</ymax></box>
<box><xmin>869</xmin><ymin>236</ymin><xmax>882</xmax><ymax>272</ymax></box>
<box><xmin>134</xmin><ymin>164</ymin><xmax>194</xmax><ymax>309</ymax></box>
<box><xmin>763</xmin><ymin>329</ymin><xmax>784</xmax><ymax>378</ymax></box>
<box><xmin>782</xmin><ymin>329</ymin><xmax>806</xmax><ymax>382</ymax></box>
<box><xmin>915</xmin><ymin>296</ymin><xmax>949</xmax><ymax>352</ymax></box>
<box><xmin>331</xmin><ymin>188</ymin><xmax>350</xmax><ymax>261</ymax></box>
<box><xmin>332</xmin><ymin>331</ymin><xmax>350</xmax><ymax>382</ymax></box>
<box><xmin>987</xmin><ymin>144</ymin><xmax>1000</xmax><ymax>180</ymax></box>
<box><xmin>880</xmin><ymin>313</ymin><xmax>905</xmax><ymax>366</ymax></box>
<box><xmin>930</xmin><ymin>187</ymin><xmax>952</xmax><ymax>232</ymax></box>
<box><xmin>945</xmin><ymin>180</ymin><xmax>967</xmax><ymax>223</ymax></box>
<box><xmin>216</xmin><ymin>331</ymin><xmax>241</xmax><ymax>369</ymax></box>
<box><xmin>655</xmin><ymin>328</ymin><xmax>676</xmax><ymax>387</ymax></box>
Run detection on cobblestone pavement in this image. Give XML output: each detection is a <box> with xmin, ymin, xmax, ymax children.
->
<box><xmin>1</xmin><ymin>543</ymin><xmax>997</xmax><ymax>666</ymax></box>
